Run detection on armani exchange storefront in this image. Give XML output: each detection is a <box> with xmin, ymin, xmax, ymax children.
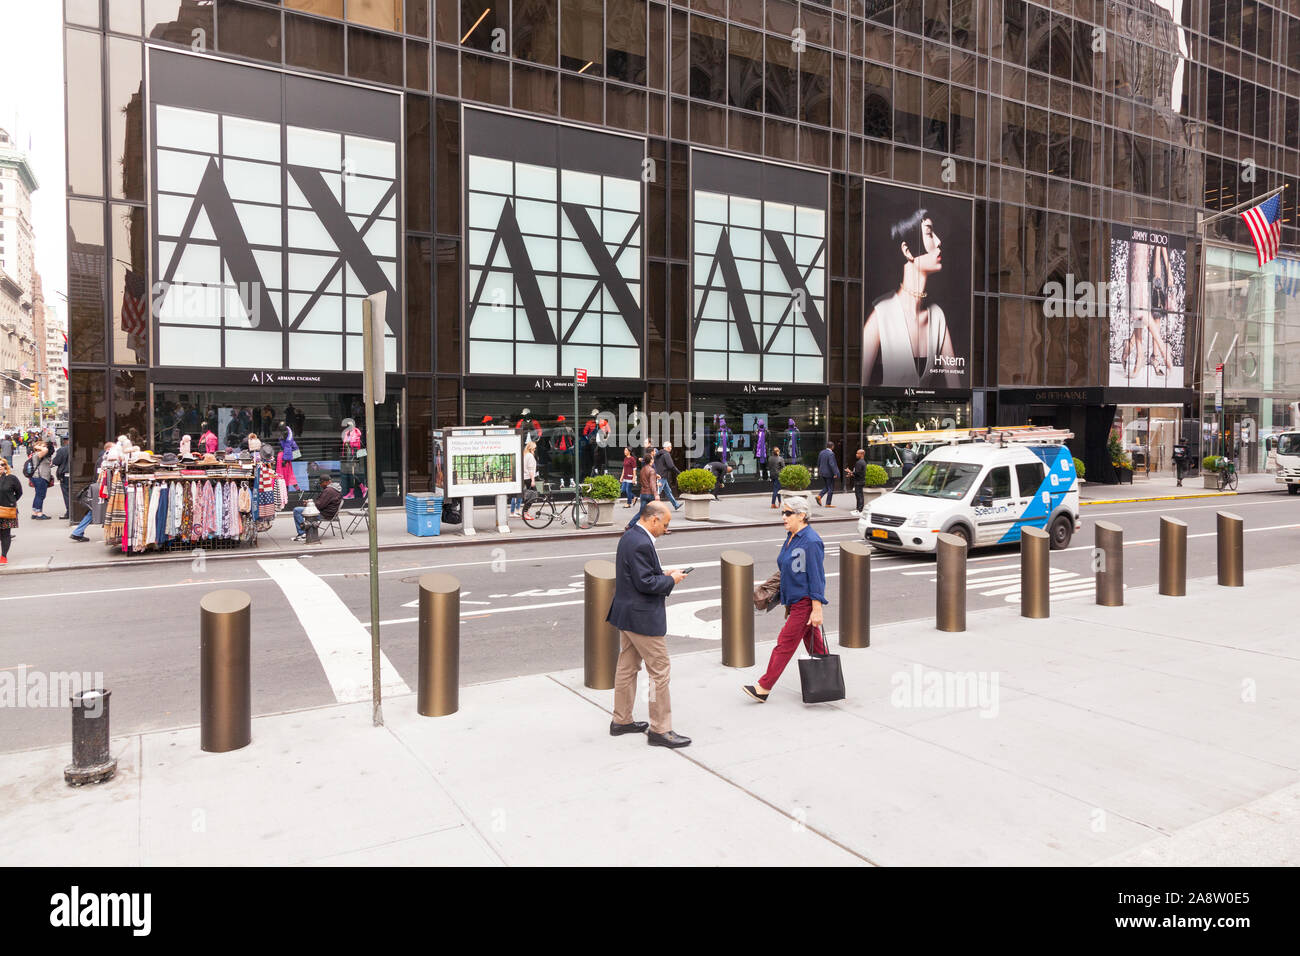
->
<box><xmin>144</xmin><ymin>50</ymin><xmax>405</xmax><ymax>505</ymax></box>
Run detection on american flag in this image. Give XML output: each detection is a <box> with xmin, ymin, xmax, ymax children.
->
<box><xmin>62</xmin><ymin>332</ymin><xmax>68</xmax><ymax>379</ymax></box>
<box><xmin>1240</xmin><ymin>193</ymin><xmax>1283</xmax><ymax>266</ymax></box>
<box><xmin>121</xmin><ymin>269</ymin><xmax>149</xmax><ymax>338</ymax></box>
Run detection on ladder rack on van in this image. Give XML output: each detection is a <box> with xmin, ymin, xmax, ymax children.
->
<box><xmin>866</xmin><ymin>425</ymin><xmax>1074</xmax><ymax>447</ymax></box>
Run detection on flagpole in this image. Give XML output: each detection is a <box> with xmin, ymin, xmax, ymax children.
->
<box><xmin>1197</xmin><ymin>183</ymin><xmax>1288</xmax><ymax>232</ymax></box>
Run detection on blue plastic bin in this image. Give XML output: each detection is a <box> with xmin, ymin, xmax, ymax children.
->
<box><xmin>405</xmin><ymin>494</ymin><xmax>443</xmax><ymax>536</ymax></box>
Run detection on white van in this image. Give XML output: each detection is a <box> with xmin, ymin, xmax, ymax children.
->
<box><xmin>858</xmin><ymin>441</ymin><xmax>1081</xmax><ymax>553</ymax></box>
<box><xmin>1266</xmin><ymin>431</ymin><xmax>1300</xmax><ymax>494</ymax></box>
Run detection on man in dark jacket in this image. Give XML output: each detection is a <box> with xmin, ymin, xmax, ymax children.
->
<box><xmin>606</xmin><ymin>501</ymin><xmax>690</xmax><ymax>748</ymax></box>
<box><xmin>293</xmin><ymin>475</ymin><xmax>342</xmax><ymax>537</ymax></box>
<box><xmin>52</xmin><ymin>441</ymin><xmax>71</xmax><ymax>519</ymax></box>
<box><xmin>851</xmin><ymin>448</ymin><xmax>868</xmax><ymax>515</ymax></box>
<box><xmin>653</xmin><ymin>442</ymin><xmax>681</xmax><ymax>510</ymax></box>
<box><xmin>815</xmin><ymin>441</ymin><xmax>840</xmax><ymax>507</ymax></box>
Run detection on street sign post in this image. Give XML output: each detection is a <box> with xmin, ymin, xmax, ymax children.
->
<box><xmin>362</xmin><ymin>294</ymin><xmax>385</xmax><ymax>728</ymax></box>
<box><xmin>573</xmin><ymin>369</ymin><xmax>586</xmax><ymax>495</ymax></box>
<box><xmin>1214</xmin><ymin>363</ymin><xmax>1223</xmax><ymax>412</ymax></box>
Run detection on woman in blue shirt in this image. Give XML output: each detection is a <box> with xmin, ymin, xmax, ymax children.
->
<box><xmin>743</xmin><ymin>497</ymin><xmax>829</xmax><ymax>702</ymax></box>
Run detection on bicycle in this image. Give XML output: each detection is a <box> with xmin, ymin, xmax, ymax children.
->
<box><xmin>520</xmin><ymin>481</ymin><xmax>596</xmax><ymax>530</ymax></box>
<box><xmin>1217</xmin><ymin>457</ymin><xmax>1238</xmax><ymax>492</ymax></box>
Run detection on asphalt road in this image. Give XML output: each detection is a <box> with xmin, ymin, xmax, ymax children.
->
<box><xmin>3</xmin><ymin>493</ymin><xmax>1298</xmax><ymax>752</ymax></box>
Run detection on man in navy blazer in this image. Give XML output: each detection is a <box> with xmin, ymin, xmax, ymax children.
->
<box><xmin>606</xmin><ymin>500</ymin><xmax>692</xmax><ymax>748</ymax></box>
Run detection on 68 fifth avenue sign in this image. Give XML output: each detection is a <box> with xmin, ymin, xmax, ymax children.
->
<box><xmin>148</xmin><ymin>49</ymin><xmax>402</xmax><ymax>375</ymax></box>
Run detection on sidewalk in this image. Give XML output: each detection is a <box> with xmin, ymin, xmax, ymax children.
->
<box><xmin>0</xmin><ymin>473</ymin><xmax>1284</xmax><ymax>575</ymax></box>
<box><xmin>5</xmin><ymin>565</ymin><xmax>1299</xmax><ymax>865</ymax></box>
<box><xmin>0</xmin><ymin>489</ymin><xmax>855</xmax><ymax>574</ymax></box>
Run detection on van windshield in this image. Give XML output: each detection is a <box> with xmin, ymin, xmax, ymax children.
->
<box><xmin>1278</xmin><ymin>434</ymin><xmax>1300</xmax><ymax>456</ymax></box>
<box><xmin>893</xmin><ymin>460</ymin><xmax>983</xmax><ymax>499</ymax></box>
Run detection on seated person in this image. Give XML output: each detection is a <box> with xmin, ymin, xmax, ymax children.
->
<box><xmin>294</xmin><ymin>475</ymin><xmax>343</xmax><ymax>537</ymax></box>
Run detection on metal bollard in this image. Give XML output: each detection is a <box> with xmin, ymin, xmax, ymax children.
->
<box><xmin>1217</xmin><ymin>512</ymin><xmax>1244</xmax><ymax>587</ymax></box>
<box><xmin>720</xmin><ymin>550</ymin><xmax>755</xmax><ymax>667</ymax></box>
<box><xmin>583</xmin><ymin>559</ymin><xmax>620</xmax><ymax>689</ymax></box>
<box><xmin>417</xmin><ymin>573</ymin><xmax>460</xmax><ymax>716</ymax></box>
<box><xmin>935</xmin><ymin>532</ymin><xmax>967</xmax><ymax>632</ymax></box>
<box><xmin>1020</xmin><ymin>527</ymin><xmax>1050</xmax><ymax>619</ymax></box>
<box><xmin>200</xmin><ymin>589</ymin><xmax>252</xmax><ymax>753</ymax></box>
<box><xmin>64</xmin><ymin>689</ymin><xmax>117</xmax><ymax>786</ymax></box>
<box><xmin>1158</xmin><ymin>516</ymin><xmax>1187</xmax><ymax>596</ymax></box>
<box><xmin>838</xmin><ymin>541</ymin><xmax>871</xmax><ymax>648</ymax></box>
<box><xmin>1094</xmin><ymin>521</ymin><xmax>1124</xmax><ymax>607</ymax></box>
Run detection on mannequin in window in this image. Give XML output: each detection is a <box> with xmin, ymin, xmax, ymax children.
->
<box><xmin>787</xmin><ymin>418</ymin><xmax>801</xmax><ymax>462</ymax></box>
<box><xmin>551</xmin><ymin>415</ymin><xmax>576</xmax><ymax>486</ymax></box>
<box><xmin>340</xmin><ymin>417</ymin><xmax>364</xmax><ymax>501</ymax></box>
<box><xmin>754</xmin><ymin>419</ymin><xmax>769</xmax><ymax>480</ymax></box>
<box><xmin>581</xmin><ymin>409</ymin><xmax>602</xmax><ymax>478</ymax></box>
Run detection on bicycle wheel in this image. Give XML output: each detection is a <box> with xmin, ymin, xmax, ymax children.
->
<box><xmin>1225</xmin><ymin>471</ymin><xmax>1238</xmax><ymax>491</ymax></box>
<box><xmin>572</xmin><ymin>497</ymin><xmax>594</xmax><ymax>530</ymax></box>
<box><xmin>521</xmin><ymin>497</ymin><xmax>555</xmax><ymax>529</ymax></box>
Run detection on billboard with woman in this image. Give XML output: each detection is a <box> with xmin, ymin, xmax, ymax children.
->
<box><xmin>861</xmin><ymin>184</ymin><xmax>973</xmax><ymax>391</ymax></box>
<box><xmin>1108</xmin><ymin>225</ymin><xmax>1188</xmax><ymax>388</ymax></box>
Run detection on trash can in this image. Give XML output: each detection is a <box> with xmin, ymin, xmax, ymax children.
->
<box><xmin>406</xmin><ymin>493</ymin><xmax>443</xmax><ymax>537</ymax></box>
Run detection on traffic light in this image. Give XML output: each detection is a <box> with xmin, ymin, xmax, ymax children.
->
<box><xmin>29</xmin><ymin>383</ymin><xmax>38</xmax><ymax>400</ymax></box>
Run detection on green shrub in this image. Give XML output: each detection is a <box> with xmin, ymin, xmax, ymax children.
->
<box><xmin>1203</xmin><ymin>455</ymin><xmax>1222</xmax><ymax>472</ymax></box>
<box><xmin>676</xmin><ymin>468</ymin><xmax>716</xmax><ymax>494</ymax></box>
<box><xmin>862</xmin><ymin>464</ymin><xmax>888</xmax><ymax>487</ymax></box>
<box><xmin>1072</xmin><ymin>457</ymin><xmax>1086</xmax><ymax>479</ymax></box>
<box><xmin>779</xmin><ymin>464</ymin><xmax>811</xmax><ymax>490</ymax></box>
<box><xmin>1108</xmin><ymin>433</ymin><xmax>1131</xmax><ymax>469</ymax></box>
<box><xmin>585</xmin><ymin>474</ymin><xmax>622</xmax><ymax>500</ymax></box>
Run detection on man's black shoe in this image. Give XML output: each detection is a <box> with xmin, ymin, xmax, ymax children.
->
<box><xmin>647</xmin><ymin>730</ymin><xmax>691</xmax><ymax>748</ymax></box>
<box><xmin>609</xmin><ymin>720</ymin><xmax>648</xmax><ymax>736</ymax></box>
<box><xmin>70</xmin><ymin>534</ymin><xmax>88</xmax><ymax>542</ymax></box>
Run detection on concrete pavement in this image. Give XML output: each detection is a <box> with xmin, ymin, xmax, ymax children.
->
<box><xmin>5</xmin><ymin>563</ymin><xmax>1299</xmax><ymax>866</ymax></box>
<box><xmin>0</xmin><ymin>471</ymin><xmax>1283</xmax><ymax>576</ymax></box>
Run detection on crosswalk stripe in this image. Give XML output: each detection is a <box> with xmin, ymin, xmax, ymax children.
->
<box><xmin>259</xmin><ymin>558</ymin><xmax>411</xmax><ymax>704</ymax></box>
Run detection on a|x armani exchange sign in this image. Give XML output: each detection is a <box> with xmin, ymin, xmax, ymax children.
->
<box><xmin>148</xmin><ymin>49</ymin><xmax>402</xmax><ymax>374</ymax></box>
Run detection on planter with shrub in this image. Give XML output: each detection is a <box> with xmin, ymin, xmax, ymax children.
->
<box><xmin>860</xmin><ymin>463</ymin><xmax>889</xmax><ymax>499</ymax></box>
<box><xmin>1202</xmin><ymin>455</ymin><xmax>1223</xmax><ymax>489</ymax></box>
<box><xmin>1072</xmin><ymin>457</ymin><xmax>1086</xmax><ymax>482</ymax></box>
<box><xmin>676</xmin><ymin>468</ymin><xmax>716</xmax><ymax>521</ymax></box>
<box><xmin>777</xmin><ymin>464</ymin><xmax>814</xmax><ymax>507</ymax></box>
<box><xmin>1108</xmin><ymin>433</ymin><xmax>1133</xmax><ymax>484</ymax></box>
<box><xmin>584</xmin><ymin>473</ymin><xmax>622</xmax><ymax>525</ymax></box>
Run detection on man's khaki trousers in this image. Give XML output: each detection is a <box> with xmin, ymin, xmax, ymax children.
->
<box><xmin>612</xmin><ymin>630</ymin><xmax>671</xmax><ymax>734</ymax></box>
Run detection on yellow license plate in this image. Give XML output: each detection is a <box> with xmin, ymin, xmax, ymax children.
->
<box><xmin>871</xmin><ymin>528</ymin><xmax>888</xmax><ymax>539</ymax></box>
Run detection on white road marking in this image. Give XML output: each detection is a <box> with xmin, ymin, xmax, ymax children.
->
<box><xmin>665</xmin><ymin>599</ymin><xmax>723</xmax><ymax>641</ymax></box>
<box><xmin>258</xmin><ymin>558</ymin><xmax>410</xmax><ymax>704</ymax></box>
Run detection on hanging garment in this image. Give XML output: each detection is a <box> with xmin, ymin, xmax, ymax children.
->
<box><xmin>274</xmin><ymin>477</ymin><xmax>288</xmax><ymax>509</ymax></box>
<box><xmin>153</xmin><ymin>485</ymin><xmax>169</xmax><ymax>546</ymax></box>
<box><xmin>275</xmin><ymin>451</ymin><xmax>298</xmax><ymax>490</ymax></box>
<box><xmin>257</xmin><ymin>464</ymin><xmax>276</xmax><ymax>519</ymax></box>
<box><xmin>238</xmin><ymin>483</ymin><xmax>251</xmax><ymax>515</ymax></box>
<box><xmin>104</xmin><ymin>471</ymin><xmax>126</xmax><ymax>543</ymax></box>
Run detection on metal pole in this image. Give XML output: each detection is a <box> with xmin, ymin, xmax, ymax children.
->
<box><xmin>1094</xmin><ymin>521</ymin><xmax>1124</xmax><ymax>607</ymax></box>
<box><xmin>417</xmin><ymin>572</ymin><xmax>460</xmax><ymax>716</ymax></box>
<box><xmin>64</xmin><ymin>688</ymin><xmax>117</xmax><ymax>786</ymax></box>
<box><xmin>720</xmin><ymin>549</ymin><xmax>755</xmax><ymax>667</ymax></box>
<box><xmin>573</xmin><ymin>375</ymin><xmax>580</xmax><ymax>493</ymax></box>
<box><xmin>1217</xmin><ymin>511</ymin><xmax>1244</xmax><ymax>587</ymax></box>
<box><xmin>1158</xmin><ymin>516</ymin><xmax>1187</xmax><ymax>596</ymax></box>
<box><xmin>935</xmin><ymin>532</ymin><xmax>966</xmax><ymax>632</ymax></box>
<box><xmin>1020</xmin><ymin>527</ymin><xmax>1050</xmax><ymax>619</ymax></box>
<box><xmin>583</xmin><ymin>559</ymin><xmax>620</xmax><ymax>689</ymax></box>
<box><xmin>200</xmin><ymin>589</ymin><xmax>252</xmax><ymax>753</ymax></box>
<box><xmin>363</xmin><ymin>301</ymin><xmax>383</xmax><ymax>727</ymax></box>
<box><xmin>838</xmin><ymin>541</ymin><xmax>871</xmax><ymax>648</ymax></box>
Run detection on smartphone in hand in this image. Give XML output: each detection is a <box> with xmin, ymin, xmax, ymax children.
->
<box><xmin>681</xmin><ymin>566</ymin><xmax>695</xmax><ymax>574</ymax></box>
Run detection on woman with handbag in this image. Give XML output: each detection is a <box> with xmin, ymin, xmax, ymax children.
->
<box><xmin>743</xmin><ymin>496</ymin><xmax>829</xmax><ymax>702</ymax></box>
<box><xmin>0</xmin><ymin>458</ymin><xmax>22</xmax><ymax>566</ymax></box>
<box><xmin>30</xmin><ymin>442</ymin><xmax>54</xmax><ymax>519</ymax></box>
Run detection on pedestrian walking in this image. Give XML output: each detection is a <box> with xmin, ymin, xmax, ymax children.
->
<box><xmin>52</xmin><ymin>439</ymin><xmax>71</xmax><ymax>519</ymax></box>
<box><xmin>606</xmin><ymin>500</ymin><xmax>691</xmax><ymax>747</ymax></box>
<box><xmin>706</xmin><ymin>456</ymin><xmax>731</xmax><ymax>500</ymax></box>
<box><xmin>625</xmin><ymin>454</ymin><xmax>660</xmax><ymax>530</ymax></box>
<box><xmin>619</xmin><ymin>446</ymin><xmax>637</xmax><ymax>507</ymax></box>
<box><xmin>815</xmin><ymin>441</ymin><xmax>840</xmax><ymax>507</ymax></box>
<box><xmin>513</xmin><ymin>441</ymin><xmax>537</xmax><ymax>516</ymax></box>
<box><xmin>850</xmin><ymin>448</ymin><xmax>867</xmax><ymax>515</ymax></box>
<box><xmin>654</xmin><ymin>442</ymin><xmax>682</xmax><ymax>510</ymax></box>
<box><xmin>0</xmin><ymin>458</ymin><xmax>21</xmax><ymax>566</ymax></box>
<box><xmin>69</xmin><ymin>442</ymin><xmax>116</xmax><ymax>542</ymax></box>
<box><xmin>29</xmin><ymin>441</ymin><xmax>53</xmax><ymax>519</ymax></box>
<box><xmin>768</xmin><ymin>447</ymin><xmax>785</xmax><ymax>508</ymax></box>
<box><xmin>0</xmin><ymin>432</ymin><xmax>13</xmax><ymax>467</ymax></box>
<box><xmin>743</xmin><ymin>498</ymin><xmax>829</xmax><ymax>702</ymax></box>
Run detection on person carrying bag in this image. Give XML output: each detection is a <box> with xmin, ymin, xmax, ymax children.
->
<box><xmin>742</xmin><ymin>496</ymin><xmax>843</xmax><ymax>703</ymax></box>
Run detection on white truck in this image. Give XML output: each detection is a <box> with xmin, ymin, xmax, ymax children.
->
<box><xmin>1267</xmin><ymin>432</ymin><xmax>1300</xmax><ymax>494</ymax></box>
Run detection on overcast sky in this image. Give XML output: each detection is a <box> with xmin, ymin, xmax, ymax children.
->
<box><xmin>0</xmin><ymin>0</ymin><xmax>67</xmax><ymax>317</ymax></box>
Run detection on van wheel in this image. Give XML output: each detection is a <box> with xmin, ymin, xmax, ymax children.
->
<box><xmin>1049</xmin><ymin>514</ymin><xmax>1073</xmax><ymax>550</ymax></box>
<box><xmin>1288</xmin><ymin>484</ymin><xmax>1299</xmax><ymax>495</ymax></box>
<box><xmin>944</xmin><ymin>524</ymin><xmax>971</xmax><ymax>547</ymax></box>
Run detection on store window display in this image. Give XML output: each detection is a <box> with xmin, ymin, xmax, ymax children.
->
<box><xmin>153</xmin><ymin>390</ymin><xmax>402</xmax><ymax>506</ymax></box>
<box><xmin>691</xmin><ymin>396</ymin><xmax>826</xmax><ymax>478</ymax></box>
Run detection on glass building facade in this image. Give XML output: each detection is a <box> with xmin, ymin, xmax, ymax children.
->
<box><xmin>63</xmin><ymin>0</ymin><xmax>1300</xmax><ymax>504</ymax></box>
